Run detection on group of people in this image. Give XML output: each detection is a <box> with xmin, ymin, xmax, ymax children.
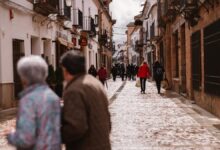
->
<box><xmin>111</xmin><ymin>63</ymin><xmax>139</xmax><ymax>82</ymax></box>
<box><xmin>2</xmin><ymin>51</ymin><xmax>112</xmax><ymax>150</ymax></box>
<box><xmin>137</xmin><ymin>61</ymin><xmax>165</xmax><ymax>94</ymax></box>
<box><xmin>88</xmin><ymin>64</ymin><xmax>107</xmax><ymax>85</ymax></box>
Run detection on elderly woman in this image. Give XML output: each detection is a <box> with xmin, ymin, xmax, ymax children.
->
<box><xmin>6</xmin><ymin>56</ymin><xmax>61</xmax><ymax>150</ymax></box>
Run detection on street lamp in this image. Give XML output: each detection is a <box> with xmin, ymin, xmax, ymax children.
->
<box><xmin>65</xmin><ymin>0</ymin><xmax>72</xmax><ymax>7</ymax></box>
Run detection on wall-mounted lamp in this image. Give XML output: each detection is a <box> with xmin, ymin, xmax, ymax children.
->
<box><xmin>65</xmin><ymin>0</ymin><xmax>72</xmax><ymax>7</ymax></box>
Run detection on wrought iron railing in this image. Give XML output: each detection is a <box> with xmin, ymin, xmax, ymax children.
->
<box><xmin>33</xmin><ymin>0</ymin><xmax>59</xmax><ymax>16</ymax></box>
<box><xmin>73</xmin><ymin>9</ymin><xmax>83</xmax><ymax>28</ymax></box>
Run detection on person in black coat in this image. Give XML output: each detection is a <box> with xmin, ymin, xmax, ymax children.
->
<box><xmin>153</xmin><ymin>61</ymin><xmax>165</xmax><ymax>94</ymax></box>
<box><xmin>88</xmin><ymin>65</ymin><xmax>97</xmax><ymax>77</ymax></box>
<box><xmin>130</xmin><ymin>64</ymin><xmax>135</xmax><ymax>81</ymax></box>
<box><xmin>120</xmin><ymin>64</ymin><xmax>125</xmax><ymax>81</ymax></box>
<box><xmin>111</xmin><ymin>65</ymin><xmax>117</xmax><ymax>81</ymax></box>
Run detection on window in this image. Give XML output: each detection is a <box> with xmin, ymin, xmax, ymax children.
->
<box><xmin>150</xmin><ymin>22</ymin><xmax>155</xmax><ymax>39</ymax></box>
<box><xmin>204</xmin><ymin>19</ymin><xmax>220</xmax><ymax>96</ymax></box>
<box><xmin>191</xmin><ymin>30</ymin><xmax>201</xmax><ymax>91</ymax></box>
<box><xmin>146</xmin><ymin>22</ymin><xmax>148</xmax><ymax>40</ymax></box>
<box><xmin>173</xmin><ymin>31</ymin><xmax>179</xmax><ymax>78</ymax></box>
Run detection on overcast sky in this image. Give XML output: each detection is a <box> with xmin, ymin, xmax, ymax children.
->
<box><xmin>110</xmin><ymin>0</ymin><xmax>146</xmax><ymax>44</ymax></box>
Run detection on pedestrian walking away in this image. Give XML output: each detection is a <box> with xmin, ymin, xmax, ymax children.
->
<box><xmin>130</xmin><ymin>64</ymin><xmax>135</xmax><ymax>81</ymax></box>
<box><xmin>153</xmin><ymin>61</ymin><xmax>165</xmax><ymax>94</ymax></box>
<box><xmin>120</xmin><ymin>63</ymin><xmax>125</xmax><ymax>81</ymax></box>
<box><xmin>60</xmin><ymin>51</ymin><xmax>111</xmax><ymax>150</ymax></box>
<box><xmin>111</xmin><ymin>65</ymin><xmax>117</xmax><ymax>81</ymax></box>
<box><xmin>88</xmin><ymin>64</ymin><xmax>97</xmax><ymax>77</ymax></box>
<box><xmin>4</xmin><ymin>56</ymin><xmax>61</xmax><ymax>150</ymax></box>
<box><xmin>126</xmin><ymin>64</ymin><xmax>131</xmax><ymax>80</ymax></box>
<box><xmin>137</xmin><ymin>62</ymin><xmax>150</xmax><ymax>94</ymax></box>
<box><xmin>98</xmin><ymin>65</ymin><xmax>108</xmax><ymax>85</ymax></box>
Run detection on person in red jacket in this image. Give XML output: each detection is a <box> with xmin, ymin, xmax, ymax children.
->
<box><xmin>137</xmin><ymin>62</ymin><xmax>150</xmax><ymax>94</ymax></box>
<box><xmin>98</xmin><ymin>65</ymin><xmax>107</xmax><ymax>85</ymax></box>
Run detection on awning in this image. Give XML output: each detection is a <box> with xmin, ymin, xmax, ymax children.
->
<box><xmin>57</xmin><ymin>38</ymin><xmax>74</xmax><ymax>48</ymax></box>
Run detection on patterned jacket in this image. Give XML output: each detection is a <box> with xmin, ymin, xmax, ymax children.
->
<box><xmin>7</xmin><ymin>84</ymin><xmax>61</xmax><ymax>150</ymax></box>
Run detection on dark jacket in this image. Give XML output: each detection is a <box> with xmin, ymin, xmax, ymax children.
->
<box><xmin>153</xmin><ymin>63</ymin><xmax>164</xmax><ymax>81</ymax></box>
<box><xmin>62</xmin><ymin>74</ymin><xmax>111</xmax><ymax>150</ymax></box>
<box><xmin>98</xmin><ymin>67</ymin><xmax>107</xmax><ymax>81</ymax></box>
<box><xmin>88</xmin><ymin>67</ymin><xmax>97</xmax><ymax>77</ymax></box>
<box><xmin>111</xmin><ymin>66</ymin><xmax>117</xmax><ymax>76</ymax></box>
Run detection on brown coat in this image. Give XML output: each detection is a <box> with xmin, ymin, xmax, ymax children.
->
<box><xmin>61</xmin><ymin>74</ymin><xmax>111</xmax><ymax>150</ymax></box>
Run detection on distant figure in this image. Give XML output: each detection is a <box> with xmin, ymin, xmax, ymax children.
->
<box><xmin>88</xmin><ymin>65</ymin><xmax>97</xmax><ymax>77</ymax></box>
<box><xmin>98</xmin><ymin>65</ymin><xmax>107</xmax><ymax>85</ymax></box>
<box><xmin>126</xmin><ymin>64</ymin><xmax>132</xmax><ymax>80</ymax></box>
<box><xmin>153</xmin><ymin>61</ymin><xmax>165</xmax><ymax>94</ymax></box>
<box><xmin>111</xmin><ymin>65</ymin><xmax>117</xmax><ymax>81</ymax></box>
<box><xmin>60</xmin><ymin>51</ymin><xmax>111</xmax><ymax>150</ymax></box>
<box><xmin>120</xmin><ymin>63</ymin><xmax>125</xmax><ymax>81</ymax></box>
<box><xmin>130</xmin><ymin>64</ymin><xmax>135</xmax><ymax>81</ymax></box>
<box><xmin>137</xmin><ymin>62</ymin><xmax>150</xmax><ymax>94</ymax></box>
<box><xmin>5</xmin><ymin>56</ymin><xmax>61</xmax><ymax>150</ymax></box>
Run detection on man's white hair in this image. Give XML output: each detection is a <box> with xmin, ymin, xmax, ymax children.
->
<box><xmin>17</xmin><ymin>55</ymin><xmax>48</xmax><ymax>85</ymax></box>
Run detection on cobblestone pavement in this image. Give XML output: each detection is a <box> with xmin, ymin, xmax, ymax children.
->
<box><xmin>110</xmin><ymin>81</ymin><xmax>220</xmax><ymax>150</ymax></box>
<box><xmin>2</xmin><ymin>80</ymin><xmax>220</xmax><ymax>150</ymax></box>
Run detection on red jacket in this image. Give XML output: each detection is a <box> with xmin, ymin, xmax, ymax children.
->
<box><xmin>137</xmin><ymin>64</ymin><xmax>150</xmax><ymax>78</ymax></box>
<box><xmin>98</xmin><ymin>68</ymin><xmax>107</xmax><ymax>80</ymax></box>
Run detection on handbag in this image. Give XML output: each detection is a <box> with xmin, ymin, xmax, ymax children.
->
<box><xmin>161</xmin><ymin>74</ymin><xmax>169</xmax><ymax>90</ymax></box>
<box><xmin>135</xmin><ymin>79</ymin><xmax>141</xmax><ymax>87</ymax></box>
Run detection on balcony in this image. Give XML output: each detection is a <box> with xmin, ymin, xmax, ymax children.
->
<box><xmin>99</xmin><ymin>32</ymin><xmax>108</xmax><ymax>46</ymax></box>
<box><xmin>34</xmin><ymin>0</ymin><xmax>59</xmax><ymax>16</ymax></box>
<box><xmin>158</xmin><ymin>0</ymin><xmax>179</xmax><ymax>23</ymax></box>
<box><xmin>135</xmin><ymin>40</ymin><xmax>143</xmax><ymax>52</ymax></box>
<box><xmin>179</xmin><ymin>0</ymin><xmax>198</xmax><ymax>12</ymax></box>
<box><xmin>83</xmin><ymin>17</ymin><xmax>97</xmax><ymax>37</ymax></box>
<box><xmin>73</xmin><ymin>9</ymin><xmax>83</xmax><ymax>28</ymax></box>
<box><xmin>90</xmin><ymin>17</ymin><xmax>97</xmax><ymax>37</ymax></box>
<box><xmin>58</xmin><ymin>2</ymin><xmax>71</xmax><ymax>21</ymax></box>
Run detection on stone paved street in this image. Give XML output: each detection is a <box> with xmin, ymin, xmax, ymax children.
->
<box><xmin>110</xmin><ymin>81</ymin><xmax>220</xmax><ymax>149</ymax></box>
<box><xmin>1</xmin><ymin>80</ymin><xmax>220</xmax><ymax>149</ymax></box>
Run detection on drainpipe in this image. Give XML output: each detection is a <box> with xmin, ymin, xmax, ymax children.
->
<box><xmin>0</xmin><ymin>27</ymin><xmax>2</xmax><ymax>107</ymax></box>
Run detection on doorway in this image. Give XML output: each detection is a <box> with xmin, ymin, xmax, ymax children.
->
<box><xmin>13</xmin><ymin>39</ymin><xmax>24</xmax><ymax>99</ymax></box>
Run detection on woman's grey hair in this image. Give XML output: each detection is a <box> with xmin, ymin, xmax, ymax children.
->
<box><xmin>17</xmin><ymin>55</ymin><xmax>48</xmax><ymax>85</ymax></box>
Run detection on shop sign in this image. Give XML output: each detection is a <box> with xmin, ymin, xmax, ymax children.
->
<box><xmin>79</xmin><ymin>38</ymin><xmax>87</xmax><ymax>46</ymax></box>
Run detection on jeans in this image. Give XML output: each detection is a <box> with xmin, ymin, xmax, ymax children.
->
<box><xmin>113</xmin><ymin>75</ymin><xmax>116</xmax><ymax>81</ymax></box>
<box><xmin>140</xmin><ymin>78</ymin><xmax>147</xmax><ymax>92</ymax></box>
<box><xmin>155</xmin><ymin>80</ymin><xmax>162</xmax><ymax>93</ymax></box>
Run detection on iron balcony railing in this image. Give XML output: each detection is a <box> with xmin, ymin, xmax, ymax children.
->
<box><xmin>83</xmin><ymin>17</ymin><xmax>97</xmax><ymax>37</ymax></box>
<box><xmin>33</xmin><ymin>0</ymin><xmax>59</xmax><ymax>16</ymax></box>
<box><xmin>58</xmin><ymin>1</ymin><xmax>71</xmax><ymax>21</ymax></box>
<box><xmin>73</xmin><ymin>9</ymin><xmax>83</xmax><ymax>28</ymax></box>
<box><xmin>83</xmin><ymin>16</ymin><xmax>92</xmax><ymax>31</ymax></box>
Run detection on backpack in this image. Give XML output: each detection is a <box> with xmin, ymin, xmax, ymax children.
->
<box><xmin>156</xmin><ymin>67</ymin><xmax>163</xmax><ymax>76</ymax></box>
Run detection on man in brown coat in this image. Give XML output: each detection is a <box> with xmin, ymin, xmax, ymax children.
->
<box><xmin>60</xmin><ymin>51</ymin><xmax>111</xmax><ymax>150</ymax></box>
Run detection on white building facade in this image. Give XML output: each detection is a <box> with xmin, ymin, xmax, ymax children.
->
<box><xmin>0</xmin><ymin>0</ymin><xmax>114</xmax><ymax>110</ymax></box>
<box><xmin>141</xmin><ymin>0</ymin><xmax>159</xmax><ymax>72</ymax></box>
<box><xmin>130</xmin><ymin>27</ymin><xmax>141</xmax><ymax>65</ymax></box>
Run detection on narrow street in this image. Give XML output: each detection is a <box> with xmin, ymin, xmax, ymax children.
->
<box><xmin>1</xmin><ymin>80</ymin><xmax>220</xmax><ymax>149</ymax></box>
